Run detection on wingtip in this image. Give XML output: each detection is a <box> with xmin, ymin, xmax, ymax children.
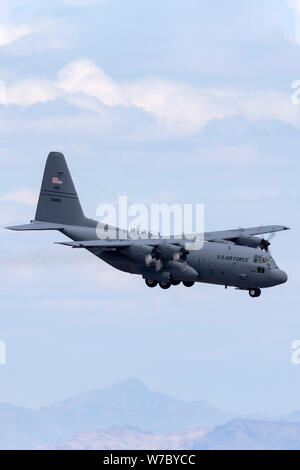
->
<box><xmin>6</xmin><ymin>225</ymin><xmax>22</xmax><ymax>231</ymax></box>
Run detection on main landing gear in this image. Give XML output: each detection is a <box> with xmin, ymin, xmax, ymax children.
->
<box><xmin>145</xmin><ymin>279</ymin><xmax>195</xmax><ymax>289</ymax></box>
<box><xmin>249</xmin><ymin>288</ymin><xmax>261</xmax><ymax>298</ymax></box>
<box><xmin>145</xmin><ymin>279</ymin><xmax>158</xmax><ymax>288</ymax></box>
<box><xmin>182</xmin><ymin>281</ymin><xmax>195</xmax><ymax>288</ymax></box>
<box><xmin>159</xmin><ymin>280</ymin><xmax>171</xmax><ymax>289</ymax></box>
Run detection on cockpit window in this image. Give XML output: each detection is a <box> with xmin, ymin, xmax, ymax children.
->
<box><xmin>253</xmin><ymin>255</ymin><xmax>266</xmax><ymax>264</ymax></box>
<box><xmin>265</xmin><ymin>256</ymin><xmax>278</xmax><ymax>267</ymax></box>
<box><xmin>253</xmin><ymin>255</ymin><xmax>278</xmax><ymax>267</ymax></box>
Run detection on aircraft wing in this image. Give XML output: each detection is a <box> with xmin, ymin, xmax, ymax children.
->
<box><xmin>56</xmin><ymin>239</ymin><xmax>183</xmax><ymax>249</ymax></box>
<box><xmin>57</xmin><ymin>240</ymin><xmax>132</xmax><ymax>248</ymax></box>
<box><xmin>204</xmin><ymin>225</ymin><xmax>290</xmax><ymax>241</ymax></box>
<box><xmin>56</xmin><ymin>225</ymin><xmax>290</xmax><ymax>249</ymax></box>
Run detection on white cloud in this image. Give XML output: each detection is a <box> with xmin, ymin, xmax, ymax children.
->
<box><xmin>6</xmin><ymin>79</ymin><xmax>61</xmax><ymax>106</ymax></box>
<box><xmin>3</xmin><ymin>58</ymin><xmax>299</xmax><ymax>133</ymax></box>
<box><xmin>0</xmin><ymin>189</ymin><xmax>38</xmax><ymax>206</ymax></box>
<box><xmin>57</xmin><ymin>59</ymin><xmax>122</xmax><ymax>106</ymax></box>
<box><xmin>0</xmin><ymin>24</ymin><xmax>31</xmax><ymax>47</ymax></box>
<box><xmin>54</xmin><ymin>59</ymin><xmax>300</xmax><ymax>132</ymax></box>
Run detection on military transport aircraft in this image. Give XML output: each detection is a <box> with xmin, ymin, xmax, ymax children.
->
<box><xmin>7</xmin><ymin>152</ymin><xmax>289</xmax><ymax>298</ymax></box>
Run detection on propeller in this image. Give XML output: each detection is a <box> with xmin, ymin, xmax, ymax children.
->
<box><xmin>145</xmin><ymin>254</ymin><xmax>153</xmax><ymax>266</ymax></box>
<box><xmin>173</xmin><ymin>247</ymin><xmax>189</xmax><ymax>272</ymax></box>
<box><xmin>145</xmin><ymin>243</ymin><xmax>190</xmax><ymax>272</ymax></box>
<box><xmin>155</xmin><ymin>259</ymin><xmax>163</xmax><ymax>272</ymax></box>
<box><xmin>259</xmin><ymin>232</ymin><xmax>275</xmax><ymax>253</ymax></box>
<box><xmin>145</xmin><ymin>248</ymin><xmax>163</xmax><ymax>271</ymax></box>
<box><xmin>173</xmin><ymin>247</ymin><xmax>189</xmax><ymax>262</ymax></box>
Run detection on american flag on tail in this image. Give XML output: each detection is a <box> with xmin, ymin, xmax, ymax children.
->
<box><xmin>52</xmin><ymin>176</ymin><xmax>63</xmax><ymax>185</ymax></box>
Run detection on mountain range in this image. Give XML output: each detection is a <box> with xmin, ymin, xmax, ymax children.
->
<box><xmin>1</xmin><ymin>378</ymin><xmax>300</xmax><ymax>449</ymax></box>
<box><xmin>42</xmin><ymin>420</ymin><xmax>300</xmax><ymax>450</ymax></box>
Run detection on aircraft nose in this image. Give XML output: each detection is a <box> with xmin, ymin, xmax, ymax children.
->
<box><xmin>273</xmin><ymin>269</ymin><xmax>288</xmax><ymax>285</ymax></box>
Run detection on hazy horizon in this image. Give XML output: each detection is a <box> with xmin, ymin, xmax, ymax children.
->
<box><xmin>1</xmin><ymin>377</ymin><xmax>300</xmax><ymax>417</ymax></box>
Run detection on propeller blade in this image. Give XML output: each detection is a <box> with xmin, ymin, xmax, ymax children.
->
<box><xmin>268</xmin><ymin>232</ymin><xmax>276</xmax><ymax>241</ymax></box>
<box><xmin>260</xmin><ymin>231</ymin><xmax>276</xmax><ymax>252</ymax></box>
<box><xmin>260</xmin><ymin>239</ymin><xmax>270</xmax><ymax>252</ymax></box>
<box><xmin>155</xmin><ymin>259</ymin><xmax>163</xmax><ymax>271</ymax></box>
<box><xmin>145</xmin><ymin>254</ymin><xmax>153</xmax><ymax>266</ymax></box>
<box><xmin>182</xmin><ymin>260</ymin><xmax>188</xmax><ymax>272</ymax></box>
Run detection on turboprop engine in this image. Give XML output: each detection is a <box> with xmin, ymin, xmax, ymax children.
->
<box><xmin>231</xmin><ymin>235</ymin><xmax>272</xmax><ymax>252</ymax></box>
<box><xmin>145</xmin><ymin>243</ymin><xmax>189</xmax><ymax>271</ymax></box>
<box><xmin>168</xmin><ymin>261</ymin><xmax>198</xmax><ymax>282</ymax></box>
<box><xmin>120</xmin><ymin>242</ymin><xmax>189</xmax><ymax>272</ymax></box>
<box><xmin>120</xmin><ymin>245</ymin><xmax>153</xmax><ymax>263</ymax></box>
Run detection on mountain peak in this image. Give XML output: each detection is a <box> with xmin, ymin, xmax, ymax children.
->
<box><xmin>109</xmin><ymin>378</ymin><xmax>148</xmax><ymax>392</ymax></box>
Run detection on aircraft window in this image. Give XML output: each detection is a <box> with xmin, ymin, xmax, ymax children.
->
<box><xmin>257</xmin><ymin>267</ymin><xmax>265</xmax><ymax>273</ymax></box>
<box><xmin>265</xmin><ymin>256</ymin><xmax>278</xmax><ymax>267</ymax></box>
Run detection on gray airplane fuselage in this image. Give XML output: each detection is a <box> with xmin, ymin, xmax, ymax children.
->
<box><xmin>62</xmin><ymin>224</ymin><xmax>287</xmax><ymax>289</ymax></box>
<box><xmin>8</xmin><ymin>152</ymin><xmax>289</xmax><ymax>296</ymax></box>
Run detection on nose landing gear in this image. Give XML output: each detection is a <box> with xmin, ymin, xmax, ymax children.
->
<box><xmin>249</xmin><ymin>288</ymin><xmax>261</xmax><ymax>298</ymax></box>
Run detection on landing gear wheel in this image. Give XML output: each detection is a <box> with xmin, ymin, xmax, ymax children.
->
<box><xmin>171</xmin><ymin>280</ymin><xmax>181</xmax><ymax>286</ymax></box>
<box><xmin>249</xmin><ymin>288</ymin><xmax>261</xmax><ymax>298</ymax></box>
<box><xmin>159</xmin><ymin>280</ymin><xmax>172</xmax><ymax>290</ymax></box>
<box><xmin>182</xmin><ymin>281</ymin><xmax>195</xmax><ymax>288</ymax></box>
<box><xmin>145</xmin><ymin>279</ymin><xmax>158</xmax><ymax>288</ymax></box>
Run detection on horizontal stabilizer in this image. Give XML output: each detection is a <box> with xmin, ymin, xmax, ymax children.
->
<box><xmin>7</xmin><ymin>221</ymin><xmax>64</xmax><ymax>231</ymax></box>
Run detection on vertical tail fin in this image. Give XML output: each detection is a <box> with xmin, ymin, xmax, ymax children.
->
<box><xmin>35</xmin><ymin>152</ymin><xmax>87</xmax><ymax>226</ymax></box>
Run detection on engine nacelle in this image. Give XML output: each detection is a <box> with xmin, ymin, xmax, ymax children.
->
<box><xmin>231</xmin><ymin>235</ymin><xmax>264</xmax><ymax>249</ymax></box>
<box><xmin>168</xmin><ymin>261</ymin><xmax>198</xmax><ymax>281</ymax></box>
<box><xmin>154</xmin><ymin>243</ymin><xmax>182</xmax><ymax>261</ymax></box>
<box><xmin>121</xmin><ymin>242</ymin><xmax>189</xmax><ymax>268</ymax></box>
<box><xmin>121</xmin><ymin>245</ymin><xmax>153</xmax><ymax>263</ymax></box>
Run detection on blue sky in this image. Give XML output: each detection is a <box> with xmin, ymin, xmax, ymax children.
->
<box><xmin>0</xmin><ymin>0</ymin><xmax>300</xmax><ymax>415</ymax></box>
